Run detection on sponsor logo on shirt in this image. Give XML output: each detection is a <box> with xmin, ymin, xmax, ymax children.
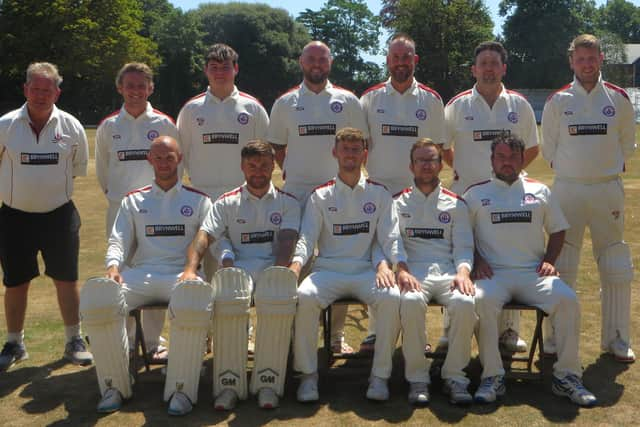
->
<box><xmin>180</xmin><ymin>205</ymin><xmax>193</xmax><ymax>217</ymax></box>
<box><xmin>438</xmin><ymin>212</ymin><xmax>451</xmax><ymax>223</ymax></box>
<box><xmin>237</xmin><ymin>113</ymin><xmax>249</xmax><ymax>125</ymax></box>
<box><xmin>145</xmin><ymin>224</ymin><xmax>186</xmax><ymax>236</ymax></box>
<box><xmin>328</xmin><ymin>206</ymin><xmax>338</xmax><ymax>212</ymax></box>
<box><xmin>295</xmin><ymin>106</ymin><xmax>305</xmax><ymax>111</ymax></box>
<box><xmin>473</xmin><ymin>129</ymin><xmax>510</xmax><ymax>141</ymax></box>
<box><xmin>602</xmin><ymin>106</ymin><xmax>615</xmax><ymax>117</ymax></box>
<box><xmin>490</xmin><ymin>211</ymin><xmax>532</xmax><ymax>224</ymax></box>
<box><xmin>415</xmin><ymin>109</ymin><xmax>427</xmax><ymax>120</ymax></box>
<box><xmin>507</xmin><ymin>112</ymin><xmax>518</xmax><ymax>123</ymax></box>
<box><xmin>298</xmin><ymin>124</ymin><xmax>336</xmax><ymax>136</ymax></box>
<box><xmin>147</xmin><ymin>130</ymin><xmax>160</xmax><ymax>140</ymax></box>
<box><xmin>333</xmin><ymin>221</ymin><xmax>370</xmax><ymax>235</ymax></box>
<box><xmin>270</xmin><ymin>212</ymin><xmax>282</xmax><ymax>225</ymax></box>
<box><xmin>241</xmin><ymin>230</ymin><xmax>274</xmax><ymax>244</ymax></box>
<box><xmin>564</xmin><ymin>111</ymin><xmax>573</xmax><ymax>116</ymax></box>
<box><xmin>113</xmin><ymin>134</ymin><xmax>122</xmax><ymax>139</ymax></box>
<box><xmin>400</xmin><ymin>212</ymin><xmax>411</xmax><ymax>218</ymax></box>
<box><xmin>376</xmin><ymin>108</ymin><xmax>385</xmax><ymax>113</ymax></box>
<box><xmin>330</xmin><ymin>101</ymin><xmax>343</xmax><ymax>113</ymax></box>
<box><xmin>236</xmin><ymin>218</ymin><xmax>246</xmax><ymax>224</ymax></box>
<box><xmin>202</xmin><ymin>132</ymin><xmax>240</xmax><ymax>144</ymax></box>
<box><xmin>363</xmin><ymin>202</ymin><xmax>376</xmax><ymax>214</ymax></box>
<box><xmin>464</xmin><ymin>116</ymin><xmax>474</xmax><ymax>121</ymax></box>
<box><xmin>196</xmin><ymin>117</ymin><xmax>205</xmax><ymax>126</ymax></box>
<box><xmin>117</xmin><ymin>149</ymin><xmax>149</xmax><ymax>161</ymax></box>
<box><xmin>568</xmin><ymin>124</ymin><xmax>607</xmax><ymax>135</ymax></box>
<box><xmin>20</xmin><ymin>152</ymin><xmax>59</xmax><ymax>165</ymax></box>
<box><xmin>406</xmin><ymin>227</ymin><xmax>444</xmax><ymax>239</ymax></box>
<box><xmin>381</xmin><ymin>124</ymin><xmax>418</xmax><ymax>137</ymax></box>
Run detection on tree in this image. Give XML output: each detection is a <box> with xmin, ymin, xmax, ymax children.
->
<box><xmin>596</xmin><ymin>0</ymin><xmax>640</xmax><ymax>43</ymax></box>
<box><xmin>499</xmin><ymin>0</ymin><xmax>598</xmax><ymax>88</ymax></box>
<box><xmin>195</xmin><ymin>2</ymin><xmax>310</xmax><ymax>110</ymax></box>
<box><xmin>381</xmin><ymin>0</ymin><xmax>494</xmax><ymax>101</ymax></box>
<box><xmin>0</xmin><ymin>0</ymin><xmax>159</xmax><ymax>122</ymax></box>
<box><xmin>297</xmin><ymin>0</ymin><xmax>383</xmax><ymax>93</ymax></box>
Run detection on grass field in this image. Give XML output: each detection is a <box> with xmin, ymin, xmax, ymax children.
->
<box><xmin>0</xmin><ymin>127</ymin><xmax>639</xmax><ymax>426</ymax></box>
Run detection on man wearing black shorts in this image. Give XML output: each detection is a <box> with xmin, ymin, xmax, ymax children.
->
<box><xmin>0</xmin><ymin>62</ymin><xmax>92</xmax><ymax>371</ymax></box>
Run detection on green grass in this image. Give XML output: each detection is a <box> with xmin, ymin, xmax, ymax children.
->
<box><xmin>0</xmin><ymin>127</ymin><xmax>639</xmax><ymax>426</ymax></box>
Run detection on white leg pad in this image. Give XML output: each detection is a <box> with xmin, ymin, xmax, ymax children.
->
<box><xmin>250</xmin><ymin>267</ymin><xmax>297</xmax><ymax>396</ymax></box>
<box><xmin>80</xmin><ymin>277</ymin><xmax>132</xmax><ymax>398</ymax></box>
<box><xmin>163</xmin><ymin>280</ymin><xmax>213</xmax><ymax>404</ymax></box>
<box><xmin>598</xmin><ymin>243</ymin><xmax>634</xmax><ymax>348</ymax></box>
<box><xmin>556</xmin><ymin>241</ymin><xmax>581</xmax><ymax>289</ymax></box>
<box><xmin>211</xmin><ymin>267</ymin><xmax>252</xmax><ymax>399</ymax></box>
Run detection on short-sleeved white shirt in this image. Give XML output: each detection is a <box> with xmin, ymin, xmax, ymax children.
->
<box><xmin>444</xmin><ymin>85</ymin><xmax>538</xmax><ymax>191</ymax></box>
<box><xmin>464</xmin><ymin>177</ymin><xmax>568</xmax><ymax>271</ymax></box>
<box><xmin>200</xmin><ymin>182</ymin><xmax>300</xmax><ymax>263</ymax></box>
<box><xmin>361</xmin><ymin>78</ymin><xmax>445</xmax><ymax>193</ymax></box>
<box><xmin>95</xmin><ymin>102</ymin><xmax>178</xmax><ymax>202</ymax></box>
<box><xmin>541</xmin><ymin>75</ymin><xmax>637</xmax><ymax>179</ymax></box>
<box><xmin>106</xmin><ymin>181</ymin><xmax>211</xmax><ymax>270</ymax></box>
<box><xmin>177</xmin><ymin>86</ymin><xmax>269</xmax><ymax>197</ymax></box>
<box><xmin>268</xmin><ymin>81</ymin><xmax>368</xmax><ymax>188</ymax></box>
<box><xmin>293</xmin><ymin>174</ymin><xmax>406</xmax><ymax>273</ymax></box>
<box><xmin>0</xmin><ymin>104</ymin><xmax>88</xmax><ymax>212</ymax></box>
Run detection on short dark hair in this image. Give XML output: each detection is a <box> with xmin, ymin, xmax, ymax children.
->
<box><xmin>474</xmin><ymin>41</ymin><xmax>507</xmax><ymax>65</ymax></box>
<box><xmin>116</xmin><ymin>62</ymin><xmax>153</xmax><ymax>87</ymax></box>
<box><xmin>389</xmin><ymin>33</ymin><xmax>416</xmax><ymax>51</ymax></box>
<box><xmin>205</xmin><ymin>43</ymin><xmax>239</xmax><ymax>65</ymax></box>
<box><xmin>568</xmin><ymin>34</ymin><xmax>601</xmax><ymax>57</ymax></box>
<box><xmin>490</xmin><ymin>133</ymin><xmax>525</xmax><ymax>157</ymax></box>
<box><xmin>241</xmin><ymin>140</ymin><xmax>275</xmax><ymax>159</ymax></box>
<box><xmin>410</xmin><ymin>138</ymin><xmax>442</xmax><ymax>163</ymax></box>
<box><xmin>335</xmin><ymin>127</ymin><xmax>367</xmax><ymax>149</ymax></box>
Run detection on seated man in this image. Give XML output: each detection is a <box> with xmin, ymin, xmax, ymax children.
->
<box><xmin>181</xmin><ymin>140</ymin><xmax>300</xmax><ymax>410</ymax></box>
<box><xmin>467</xmin><ymin>134</ymin><xmax>596</xmax><ymax>406</ymax></box>
<box><xmin>80</xmin><ymin>136</ymin><xmax>213</xmax><ymax>415</ymax></box>
<box><xmin>380</xmin><ymin>138</ymin><xmax>475</xmax><ymax>405</ymax></box>
<box><xmin>291</xmin><ymin>127</ymin><xmax>411</xmax><ymax>402</ymax></box>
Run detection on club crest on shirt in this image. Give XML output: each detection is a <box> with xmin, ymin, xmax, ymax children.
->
<box><xmin>147</xmin><ymin>130</ymin><xmax>159</xmax><ymax>140</ymax></box>
<box><xmin>237</xmin><ymin>112</ymin><xmax>249</xmax><ymax>125</ymax></box>
<box><xmin>602</xmin><ymin>105</ymin><xmax>615</xmax><ymax>117</ymax></box>
<box><xmin>330</xmin><ymin>101</ymin><xmax>343</xmax><ymax>113</ymax></box>
<box><xmin>438</xmin><ymin>212</ymin><xmax>451</xmax><ymax>224</ymax></box>
<box><xmin>522</xmin><ymin>193</ymin><xmax>537</xmax><ymax>204</ymax></box>
<box><xmin>52</xmin><ymin>133</ymin><xmax>62</xmax><ymax>143</ymax></box>
<box><xmin>481</xmin><ymin>198</ymin><xmax>491</xmax><ymax>206</ymax></box>
<box><xmin>415</xmin><ymin>109</ymin><xmax>427</xmax><ymax>120</ymax></box>
<box><xmin>196</xmin><ymin>117</ymin><xmax>205</xmax><ymax>126</ymax></box>
<box><xmin>507</xmin><ymin>112</ymin><xmax>518</xmax><ymax>123</ymax></box>
<box><xmin>180</xmin><ymin>205</ymin><xmax>193</xmax><ymax>217</ymax></box>
<box><xmin>363</xmin><ymin>202</ymin><xmax>376</xmax><ymax>214</ymax></box>
<box><xmin>612</xmin><ymin>210</ymin><xmax>620</xmax><ymax>220</ymax></box>
<box><xmin>270</xmin><ymin>212</ymin><xmax>282</xmax><ymax>225</ymax></box>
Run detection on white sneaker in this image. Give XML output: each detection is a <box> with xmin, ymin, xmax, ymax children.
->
<box><xmin>257</xmin><ymin>387</ymin><xmax>279</xmax><ymax>409</ymax></box>
<box><xmin>168</xmin><ymin>391</ymin><xmax>193</xmax><ymax>416</ymax></box>
<box><xmin>97</xmin><ymin>388</ymin><xmax>123</xmax><ymax>413</ymax></box>
<box><xmin>366</xmin><ymin>376</ymin><xmax>389</xmax><ymax>401</ymax></box>
<box><xmin>297</xmin><ymin>373</ymin><xmax>319</xmax><ymax>402</ymax></box>
<box><xmin>214</xmin><ymin>389</ymin><xmax>238</xmax><ymax>411</ymax></box>
<box><xmin>552</xmin><ymin>374</ymin><xmax>597</xmax><ymax>407</ymax></box>
<box><xmin>609</xmin><ymin>336</ymin><xmax>636</xmax><ymax>363</ymax></box>
<box><xmin>474</xmin><ymin>375</ymin><xmax>506</xmax><ymax>403</ymax></box>
<box><xmin>443</xmin><ymin>378</ymin><xmax>473</xmax><ymax>405</ymax></box>
<box><xmin>407</xmin><ymin>381</ymin><xmax>429</xmax><ymax>405</ymax></box>
<box><xmin>499</xmin><ymin>328</ymin><xmax>527</xmax><ymax>353</ymax></box>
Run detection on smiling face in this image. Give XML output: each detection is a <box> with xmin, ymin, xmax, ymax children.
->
<box><xmin>205</xmin><ymin>59</ymin><xmax>238</xmax><ymax>89</ymax></box>
<box><xmin>570</xmin><ymin>46</ymin><xmax>603</xmax><ymax>90</ymax></box>
<box><xmin>410</xmin><ymin>145</ymin><xmax>442</xmax><ymax>187</ymax></box>
<box><xmin>472</xmin><ymin>49</ymin><xmax>506</xmax><ymax>88</ymax></box>
<box><xmin>117</xmin><ymin>71</ymin><xmax>153</xmax><ymax>111</ymax></box>
<box><xmin>147</xmin><ymin>138</ymin><xmax>182</xmax><ymax>183</ymax></box>
<box><xmin>491</xmin><ymin>142</ymin><xmax>523</xmax><ymax>184</ymax></box>
<box><xmin>387</xmin><ymin>38</ymin><xmax>417</xmax><ymax>85</ymax></box>
<box><xmin>24</xmin><ymin>74</ymin><xmax>60</xmax><ymax>118</ymax></box>
<box><xmin>241</xmin><ymin>154</ymin><xmax>274</xmax><ymax>193</ymax></box>
<box><xmin>300</xmin><ymin>43</ymin><xmax>332</xmax><ymax>85</ymax></box>
<box><xmin>333</xmin><ymin>138</ymin><xmax>367</xmax><ymax>174</ymax></box>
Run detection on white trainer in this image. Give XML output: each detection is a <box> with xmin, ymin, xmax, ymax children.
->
<box><xmin>474</xmin><ymin>375</ymin><xmax>506</xmax><ymax>403</ymax></box>
<box><xmin>97</xmin><ymin>388</ymin><xmax>123</xmax><ymax>413</ymax></box>
<box><xmin>443</xmin><ymin>378</ymin><xmax>473</xmax><ymax>405</ymax></box>
<box><xmin>366</xmin><ymin>376</ymin><xmax>389</xmax><ymax>401</ymax></box>
<box><xmin>609</xmin><ymin>336</ymin><xmax>636</xmax><ymax>363</ymax></box>
<box><xmin>168</xmin><ymin>391</ymin><xmax>193</xmax><ymax>416</ymax></box>
<box><xmin>257</xmin><ymin>387</ymin><xmax>279</xmax><ymax>409</ymax></box>
<box><xmin>499</xmin><ymin>328</ymin><xmax>527</xmax><ymax>353</ymax></box>
<box><xmin>214</xmin><ymin>389</ymin><xmax>238</xmax><ymax>411</ymax></box>
<box><xmin>296</xmin><ymin>373</ymin><xmax>319</xmax><ymax>402</ymax></box>
<box><xmin>408</xmin><ymin>381</ymin><xmax>429</xmax><ymax>405</ymax></box>
<box><xmin>552</xmin><ymin>374</ymin><xmax>597</xmax><ymax>407</ymax></box>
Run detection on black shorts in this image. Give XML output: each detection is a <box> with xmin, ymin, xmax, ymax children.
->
<box><xmin>0</xmin><ymin>201</ymin><xmax>81</xmax><ymax>287</ymax></box>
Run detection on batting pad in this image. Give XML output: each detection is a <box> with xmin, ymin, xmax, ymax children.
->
<box><xmin>164</xmin><ymin>280</ymin><xmax>213</xmax><ymax>404</ymax></box>
<box><xmin>80</xmin><ymin>277</ymin><xmax>132</xmax><ymax>398</ymax></box>
<box><xmin>599</xmin><ymin>243</ymin><xmax>633</xmax><ymax>348</ymax></box>
<box><xmin>250</xmin><ymin>267</ymin><xmax>298</xmax><ymax>396</ymax></box>
<box><xmin>211</xmin><ymin>267</ymin><xmax>252</xmax><ymax>399</ymax></box>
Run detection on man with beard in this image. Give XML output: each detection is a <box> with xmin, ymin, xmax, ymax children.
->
<box><xmin>268</xmin><ymin>41</ymin><xmax>368</xmax><ymax>354</ymax></box>
<box><xmin>541</xmin><ymin>34</ymin><xmax>636</xmax><ymax>362</ymax></box>
<box><xmin>442</xmin><ymin>41</ymin><xmax>539</xmax><ymax>353</ymax></box>
<box><xmin>467</xmin><ymin>134</ymin><xmax>596</xmax><ymax>407</ymax></box>
<box><xmin>359</xmin><ymin>33</ymin><xmax>445</xmax><ymax>352</ymax></box>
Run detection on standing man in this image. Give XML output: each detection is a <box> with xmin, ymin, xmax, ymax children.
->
<box><xmin>360</xmin><ymin>33</ymin><xmax>445</xmax><ymax>352</ymax></box>
<box><xmin>291</xmin><ymin>128</ymin><xmax>411</xmax><ymax>402</ymax></box>
<box><xmin>96</xmin><ymin>62</ymin><xmax>178</xmax><ymax>237</ymax></box>
<box><xmin>81</xmin><ymin>136</ymin><xmax>213</xmax><ymax>415</ymax></box>
<box><xmin>541</xmin><ymin>34</ymin><xmax>636</xmax><ymax>362</ymax></box>
<box><xmin>443</xmin><ymin>41</ymin><xmax>539</xmax><ymax>352</ymax></box>
<box><xmin>0</xmin><ymin>63</ymin><xmax>92</xmax><ymax>371</ymax></box>
<box><xmin>387</xmin><ymin>139</ymin><xmax>475</xmax><ymax>405</ymax></box>
<box><xmin>268</xmin><ymin>41</ymin><xmax>368</xmax><ymax>353</ymax></box>
<box><xmin>181</xmin><ymin>140</ymin><xmax>300</xmax><ymax>410</ymax></box>
<box><xmin>468</xmin><ymin>135</ymin><xmax>596</xmax><ymax>407</ymax></box>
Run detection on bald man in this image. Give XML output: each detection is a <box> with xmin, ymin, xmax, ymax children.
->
<box><xmin>80</xmin><ymin>136</ymin><xmax>213</xmax><ymax>415</ymax></box>
<box><xmin>268</xmin><ymin>41</ymin><xmax>369</xmax><ymax>353</ymax></box>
